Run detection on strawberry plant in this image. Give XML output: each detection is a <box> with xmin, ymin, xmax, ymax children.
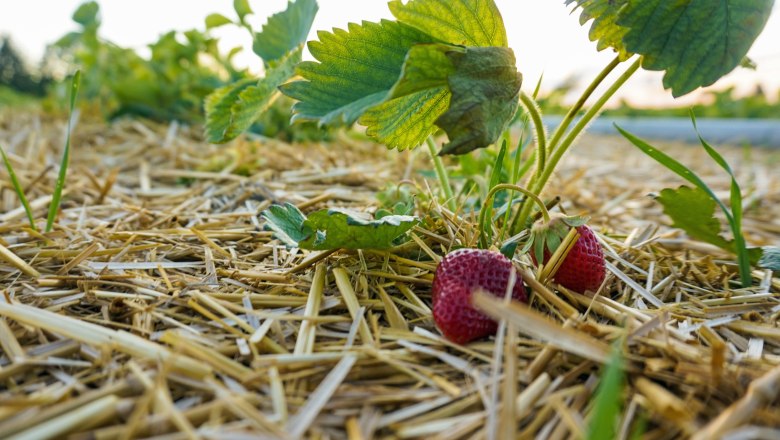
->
<box><xmin>218</xmin><ymin>0</ymin><xmax>773</xmax><ymax>288</ymax></box>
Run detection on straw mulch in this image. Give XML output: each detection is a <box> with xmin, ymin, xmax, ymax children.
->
<box><xmin>0</xmin><ymin>110</ymin><xmax>778</xmax><ymax>440</ymax></box>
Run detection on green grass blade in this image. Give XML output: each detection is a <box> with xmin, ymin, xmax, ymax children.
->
<box><xmin>46</xmin><ymin>70</ymin><xmax>81</xmax><ymax>233</ymax></box>
<box><xmin>587</xmin><ymin>342</ymin><xmax>625</xmax><ymax>440</ymax></box>
<box><xmin>689</xmin><ymin>112</ymin><xmax>751</xmax><ymax>286</ymax></box>
<box><xmin>0</xmin><ymin>145</ymin><xmax>36</xmax><ymax>231</ymax></box>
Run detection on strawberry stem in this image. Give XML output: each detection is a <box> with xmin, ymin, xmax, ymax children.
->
<box><xmin>512</xmin><ymin>57</ymin><xmax>642</xmax><ymax>235</ymax></box>
<box><xmin>519</xmin><ymin>90</ymin><xmax>546</xmax><ymax>177</ymax></box>
<box><xmin>479</xmin><ymin>183</ymin><xmax>550</xmax><ymax>248</ymax></box>
<box><xmin>546</xmin><ymin>55</ymin><xmax>621</xmax><ymax>152</ymax></box>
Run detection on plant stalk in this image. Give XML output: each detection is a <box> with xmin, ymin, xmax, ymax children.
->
<box><xmin>547</xmin><ymin>56</ymin><xmax>621</xmax><ymax>151</ymax></box>
<box><xmin>511</xmin><ymin>57</ymin><xmax>641</xmax><ymax>234</ymax></box>
<box><xmin>519</xmin><ymin>90</ymin><xmax>547</xmax><ymax>176</ymax></box>
<box><xmin>425</xmin><ymin>136</ymin><xmax>456</xmax><ymax>212</ymax></box>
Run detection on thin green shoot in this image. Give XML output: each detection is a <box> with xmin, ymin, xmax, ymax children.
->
<box><xmin>500</xmin><ymin>73</ymin><xmax>543</xmax><ymax>243</ymax></box>
<box><xmin>0</xmin><ymin>145</ymin><xmax>37</xmax><ymax>231</ymax></box>
<box><xmin>519</xmin><ymin>90</ymin><xmax>547</xmax><ymax>175</ymax></box>
<box><xmin>46</xmin><ymin>70</ymin><xmax>81</xmax><ymax>233</ymax></box>
<box><xmin>425</xmin><ymin>136</ymin><xmax>456</xmax><ymax>212</ymax></box>
<box><xmin>587</xmin><ymin>341</ymin><xmax>625</xmax><ymax>440</ymax></box>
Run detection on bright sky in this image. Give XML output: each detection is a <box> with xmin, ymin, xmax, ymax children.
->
<box><xmin>1</xmin><ymin>1</ymin><xmax>778</xmax><ymax>107</ymax></box>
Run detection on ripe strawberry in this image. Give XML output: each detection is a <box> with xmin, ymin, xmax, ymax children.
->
<box><xmin>529</xmin><ymin>214</ymin><xmax>605</xmax><ymax>293</ymax></box>
<box><xmin>432</xmin><ymin>248</ymin><xmax>527</xmax><ymax>344</ymax></box>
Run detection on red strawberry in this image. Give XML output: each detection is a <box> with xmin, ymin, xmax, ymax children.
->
<box><xmin>529</xmin><ymin>214</ymin><xmax>605</xmax><ymax>293</ymax></box>
<box><xmin>432</xmin><ymin>248</ymin><xmax>527</xmax><ymax>344</ymax></box>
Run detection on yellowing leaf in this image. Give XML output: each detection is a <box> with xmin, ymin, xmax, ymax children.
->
<box><xmin>281</xmin><ymin>20</ymin><xmax>437</xmax><ymax>127</ymax></box>
<box><xmin>280</xmin><ymin>0</ymin><xmax>520</xmax><ymax>152</ymax></box>
<box><xmin>389</xmin><ymin>43</ymin><xmax>458</xmax><ymax>99</ymax></box>
<box><xmin>389</xmin><ymin>0</ymin><xmax>508</xmax><ymax>47</ymax></box>
<box><xmin>360</xmin><ymin>88</ymin><xmax>450</xmax><ymax>150</ymax></box>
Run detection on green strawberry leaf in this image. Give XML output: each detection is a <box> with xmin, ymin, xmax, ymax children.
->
<box><xmin>261</xmin><ymin>203</ymin><xmax>311</xmax><ymax>247</ymax></box>
<box><xmin>388</xmin><ymin>0</ymin><xmax>508</xmax><ymax>47</ymax></box>
<box><xmin>655</xmin><ymin>186</ymin><xmax>734</xmax><ymax>252</ymax></box>
<box><xmin>302</xmin><ymin>209</ymin><xmax>418</xmax><ymax>250</ymax></box>
<box><xmin>567</xmin><ymin>0</ymin><xmax>773</xmax><ymax>97</ymax></box>
<box><xmin>565</xmin><ymin>0</ymin><xmax>631</xmax><ymax>60</ymax></box>
<box><xmin>437</xmin><ymin>46</ymin><xmax>522</xmax><ymax>155</ymax></box>
<box><xmin>619</xmin><ymin>0</ymin><xmax>774</xmax><ymax>97</ymax></box>
<box><xmin>262</xmin><ymin>204</ymin><xmax>419</xmax><ymax>250</ymax></box>
<box><xmin>280</xmin><ymin>20</ymin><xmax>438</xmax><ymax>127</ymax></box>
<box><xmin>205</xmin><ymin>47</ymin><xmax>301</xmax><ymax>143</ymax></box>
<box><xmin>204</xmin><ymin>78</ymin><xmax>255</xmax><ymax>142</ymax></box>
<box><xmin>252</xmin><ymin>0</ymin><xmax>318</xmax><ymax>63</ymax></box>
<box><xmin>205</xmin><ymin>13</ymin><xmax>233</xmax><ymax>29</ymax></box>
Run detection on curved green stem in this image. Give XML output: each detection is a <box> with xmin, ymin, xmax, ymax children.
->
<box><xmin>479</xmin><ymin>184</ymin><xmax>550</xmax><ymax>248</ymax></box>
<box><xmin>511</xmin><ymin>57</ymin><xmax>642</xmax><ymax>234</ymax></box>
<box><xmin>425</xmin><ymin>136</ymin><xmax>456</xmax><ymax>212</ymax></box>
<box><xmin>519</xmin><ymin>90</ymin><xmax>547</xmax><ymax>176</ymax></box>
<box><xmin>547</xmin><ymin>56</ymin><xmax>621</xmax><ymax>151</ymax></box>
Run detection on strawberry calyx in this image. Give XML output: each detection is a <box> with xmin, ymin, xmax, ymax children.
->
<box><xmin>525</xmin><ymin>213</ymin><xmax>588</xmax><ymax>264</ymax></box>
